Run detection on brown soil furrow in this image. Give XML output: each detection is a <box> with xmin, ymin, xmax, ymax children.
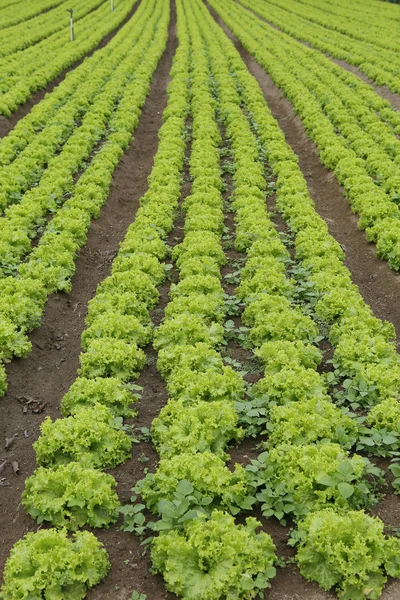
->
<box><xmin>0</xmin><ymin>7</ymin><xmax>175</xmax><ymax>581</ymax></box>
<box><xmin>0</xmin><ymin>0</ymin><xmax>143</xmax><ymax>138</ymax></box>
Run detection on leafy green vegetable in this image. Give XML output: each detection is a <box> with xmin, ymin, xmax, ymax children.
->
<box><xmin>79</xmin><ymin>338</ymin><xmax>146</xmax><ymax>380</ymax></box>
<box><xmin>252</xmin><ymin>366</ymin><xmax>329</xmax><ymax>407</ymax></box>
<box><xmin>291</xmin><ymin>509</ymin><xmax>400</xmax><ymax>600</ymax></box>
<box><xmin>266</xmin><ymin>397</ymin><xmax>359</xmax><ymax>449</ymax></box>
<box><xmin>137</xmin><ymin>452</ymin><xmax>249</xmax><ymax>516</ymax></box>
<box><xmin>247</xmin><ymin>443</ymin><xmax>380</xmax><ymax>521</ymax></box>
<box><xmin>33</xmin><ymin>404</ymin><xmax>132</xmax><ymax>469</ymax></box>
<box><xmin>151</xmin><ymin>510</ymin><xmax>276</xmax><ymax>600</ymax></box>
<box><xmin>166</xmin><ymin>363</ymin><xmax>244</xmax><ymax>404</ymax></box>
<box><xmin>152</xmin><ymin>399</ymin><xmax>243</xmax><ymax>458</ymax></box>
<box><xmin>61</xmin><ymin>376</ymin><xmax>138</xmax><ymax>418</ymax></box>
<box><xmin>22</xmin><ymin>462</ymin><xmax>119</xmax><ymax>529</ymax></box>
<box><xmin>153</xmin><ymin>315</ymin><xmax>224</xmax><ymax>352</ymax></box>
<box><xmin>81</xmin><ymin>312</ymin><xmax>152</xmax><ymax>350</ymax></box>
<box><xmin>1</xmin><ymin>529</ymin><xmax>109</xmax><ymax>600</ymax></box>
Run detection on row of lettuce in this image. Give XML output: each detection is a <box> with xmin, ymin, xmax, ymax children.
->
<box><xmin>277</xmin><ymin>0</ymin><xmax>400</xmax><ymax>44</ymax></box>
<box><xmin>0</xmin><ymin>0</ymin><xmax>167</xmax><ymax>397</ymax></box>
<box><xmin>212</xmin><ymin>0</ymin><xmax>400</xmax><ymax>271</ymax></box>
<box><xmin>0</xmin><ymin>0</ymin><xmax>176</xmax><ymax>595</ymax></box>
<box><xmin>139</xmin><ymin>2</ymin><xmax>279</xmax><ymax>596</ymax></box>
<box><xmin>0</xmin><ymin>0</ymin><xmax>64</xmax><ymax>29</ymax></box>
<box><xmin>0</xmin><ymin>0</ymin><xmax>106</xmax><ymax>58</ymax></box>
<box><xmin>239</xmin><ymin>0</ymin><xmax>400</xmax><ymax>93</ymax></box>
<box><xmin>132</xmin><ymin>0</ymin><xmax>400</xmax><ymax>596</ymax></box>
<box><xmin>0</xmin><ymin>0</ymin><xmax>137</xmax><ymax>116</ymax></box>
<box><xmin>0</xmin><ymin>0</ymin><xmax>159</xmax><ymax>274</ymax></box>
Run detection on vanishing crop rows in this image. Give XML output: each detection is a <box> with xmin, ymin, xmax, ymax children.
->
<box><xmin>0</xmin><ymin>0</ymin><xmax>400</xmax><ymax>599</ymax></box>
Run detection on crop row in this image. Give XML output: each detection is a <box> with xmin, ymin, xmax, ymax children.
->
<box><xmin>2</xmin><ymin>1</ymin><xmax>400</xmax><ymax>599</ymax></box>
<box><xmin>0</xmin><ymin>0</ymin><xmax>168</xmax><ymax>397</ymax></box>
<box><xmin>207</xmin><ymin>0</ymin><xmax>400</xmax><ymax>445</ymax></box>
<box><xmin>294</xmin><ymin>0</ymin><xmax>400</xmax><ymax>31</ymax></box>
<box><xmin>0</xmin><ymin>0</ymin><xmax>158</xmax><ymax>215</ymax></box>
<box><xmin>0</xmin><ymin>0</ymin><xmax>106</xmax><ymax>58</ymax></box>
<box><xmin>239</xmin><ymin>0</ymin><xmax>400</xmax><ymax>93</ymax></box>
<box><xmin>124</xmin><ymin>0</ymin><xmax>400</xmax><ymax>597</ymax></box>
<box><xmin>132</xmin><ymin>2</ymin><xmax>278</xmax><ymax>596</ymax></box>
<box><xmin>1</xmin><ymin>0</ymin><xmax>181</xmax><ymax>595</ymax></box>
<box><xmin>211</xmin><ymin>0</ymin><xmax>400</xmax><ymax>270</ymax></box>
<box><xmin>0</xmin><ymin>0</ymin><xmax>64</xmax><ymax>29</ymax></box>
<box><xmin>0</xmin><ymin>0</ymin><xmax>160</xmax><ymax>278</ymax></box>
<box><xmin>257</xmin><ymin>0</ymin><xmax>399</xmax><ymax>52</ymax></box>
<box><xmin>0</xmin><ymin>0</ymin><xmax>144</xmax><ymax>164</ymax></box>
<box><xmin>0</xmin><ymin>0</ymin><xmax>136</xmax><ymax>116</ymax></box>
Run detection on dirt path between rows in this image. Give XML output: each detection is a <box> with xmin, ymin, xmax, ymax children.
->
<box><xmin>0</xmin><ymin>0</ymin><xmax>143</xmax><ymax>138</ymax></box>
<box><xmin>0</xmin><ymin>5</ymin><xmax>176</xmax><ymax>586</ymax></box>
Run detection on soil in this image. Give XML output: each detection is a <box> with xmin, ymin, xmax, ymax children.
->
<box><xmin>0</xmin><ymin>0</ymin><xmax>143</xmax><ymax>138</ymax></box>
<box><xmin>1</xmin><ymin>2</ymin><xmax>400</xmax><ymax>600</ymax></box>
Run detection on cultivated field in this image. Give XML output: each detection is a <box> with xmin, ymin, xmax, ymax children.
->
<box><xmin>0</xmin><ymin>0</ymin><xmax>400</xmax><ymax>599</ymax></box>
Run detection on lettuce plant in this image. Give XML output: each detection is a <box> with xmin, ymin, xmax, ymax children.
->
<box><xmin>252</xmin><ymin>366</ymin><xmax>329</xmax><ymax>407</ymax></box>
<box><xmin>151</xmin><ymin>399</ymin><xmax>243</xmax><ymax>459</ymax></box>
<box><xmin>248</xmin><ymin>443</ymin><xmax>381</xmax><ymax>521</ymax></box>
<box><xmin>22</xmin><ymin>462</ymin><xmax>119</xmax><ymax>529</ymax></box>
<box><xmin>153</xmin><ymin>315</ymin><xmax>224</xmax><ymax>352</ymax></box>
<box><xmin>290</xmin><ymin>509</ymin><xmax>400</xmax><ymax>600</ymax></box>
<box><xmin>79</xmin><ymin>338</ymin><xmax>146</xmax><ymax>380</ymax></box>
<box><xmin>137</xmin><ymin>452</ymin><xmax>249</xmax><ymax>516</ymax></box>
<box><xmin>1</xmin><ymin>529</ymin><xmax>109</xmax><ymax>600</ymax></box>
<box><xmin>166</xmin><ymin>364</ymin><xmax>245</xmax><ymax>404</ymax></box>
<box><xmin>61</xmin><ymin>376</ymin><xmax>138</xmax><ymax>418</ymax></box>
<box><xmin>151</xmin><ymin>511</ymin><xmax>276</xmax><ymax>600</ymax></box>
<box><xmin>266</xmin><ymin>398</ymin><xmax>359</xmax><ymax>449</ymax></box>
<box><xmin>33</xmin><ymin>404</ymin><xmax>132</xmax><ymax>469</ymax></box>
<box><xmin>81</xmin><ymin>312</ymin><xmax>152</xmax><ymax>349</ymax></box>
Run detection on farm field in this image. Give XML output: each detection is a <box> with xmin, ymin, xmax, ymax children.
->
<box><xmin>0</xmin><ymin>0</ymin><xmax>400</xmax><ymax>599</ymax></box>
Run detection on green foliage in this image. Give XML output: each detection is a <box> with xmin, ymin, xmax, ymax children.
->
<box><xmin>1</xmin><ymin>529</ymin><xmax>109</xmax><ymax>600</ymax></box>
<box><xmin>151</xmin><ymin>399</ymin><xmax>243</xmax><ymax>459</ymax></box>
<box><xmin>79</xmin><ymin>338</ymin><xmax>146</xmax><ymax>380</ymax></box>
<box><xmin>255</xmin><ymin>340</ymin><xmax>322</xmax><ymax>373</ymax></box>
<box><xmin>136</xmin><ymin>452</ymin><xmax>250</xmax><ymax>516</ymax></box>
<box><xmin>61</xmin><ymin>377</ymin><xmax>139</xmax><ymax>418</ymax></box>
<box><xmin>247</xmin><ymin>443</ymin><xmax>380</xmax><ymax>522</ymax></box>
<box><xmin>22</xmin><ymin>462</ymin><xmax>119</xmax><ymax>530</ymax></box>
<box><xmin>165</xmin><ymin>293</ymin><xmax>225</xmax><ymax>322</ymax></box>
<box><xmin>266</xmin><ymin>398</ymin><xmax>359</xmax><ymax>449</ymax></box>
<box><xmin>389</xmin><ymin>459</ymin><xmax>400</xmax><ymax>493</ymax></box>
<box><xmin>290</xmin><ymin>509</ymin><xmax>400</xmax><ymax>599</ymax></box>
<box><xmin>153</xmin><ymin>315</ymin><xmax>224</xmax><ymax>352</ymax></box>
<box><xmin>33</xmin><ymin>404</ymin><xmax>132</xmax><ymax>469</ymax></box>
<box><xmin>151</xmin><ymin>511</ymin><xmax>276</xmax><ymax>600</ymax></box>
<box><xmin>81</xmin><ymin>312</ymin><xmax>152</xmax><ymax>350</ymax></box>
<box><xmin>166</xmin><ymin>363</ymin><xmax>244</xmax><ymax>404</ymax></box>
<box><xmin>156</xmin><ymin>342</ymin><xmax>223</xmax><ymax>379</ymax></box>
<box><xmin>252</xmin><ymin>366</ymin><xmax>329</xmax><ymax>407</ymax></box>
<box><xmin>367</xmin><ymin>398</ymin><xmax>400</xmax><ymax>433</ymax></box>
